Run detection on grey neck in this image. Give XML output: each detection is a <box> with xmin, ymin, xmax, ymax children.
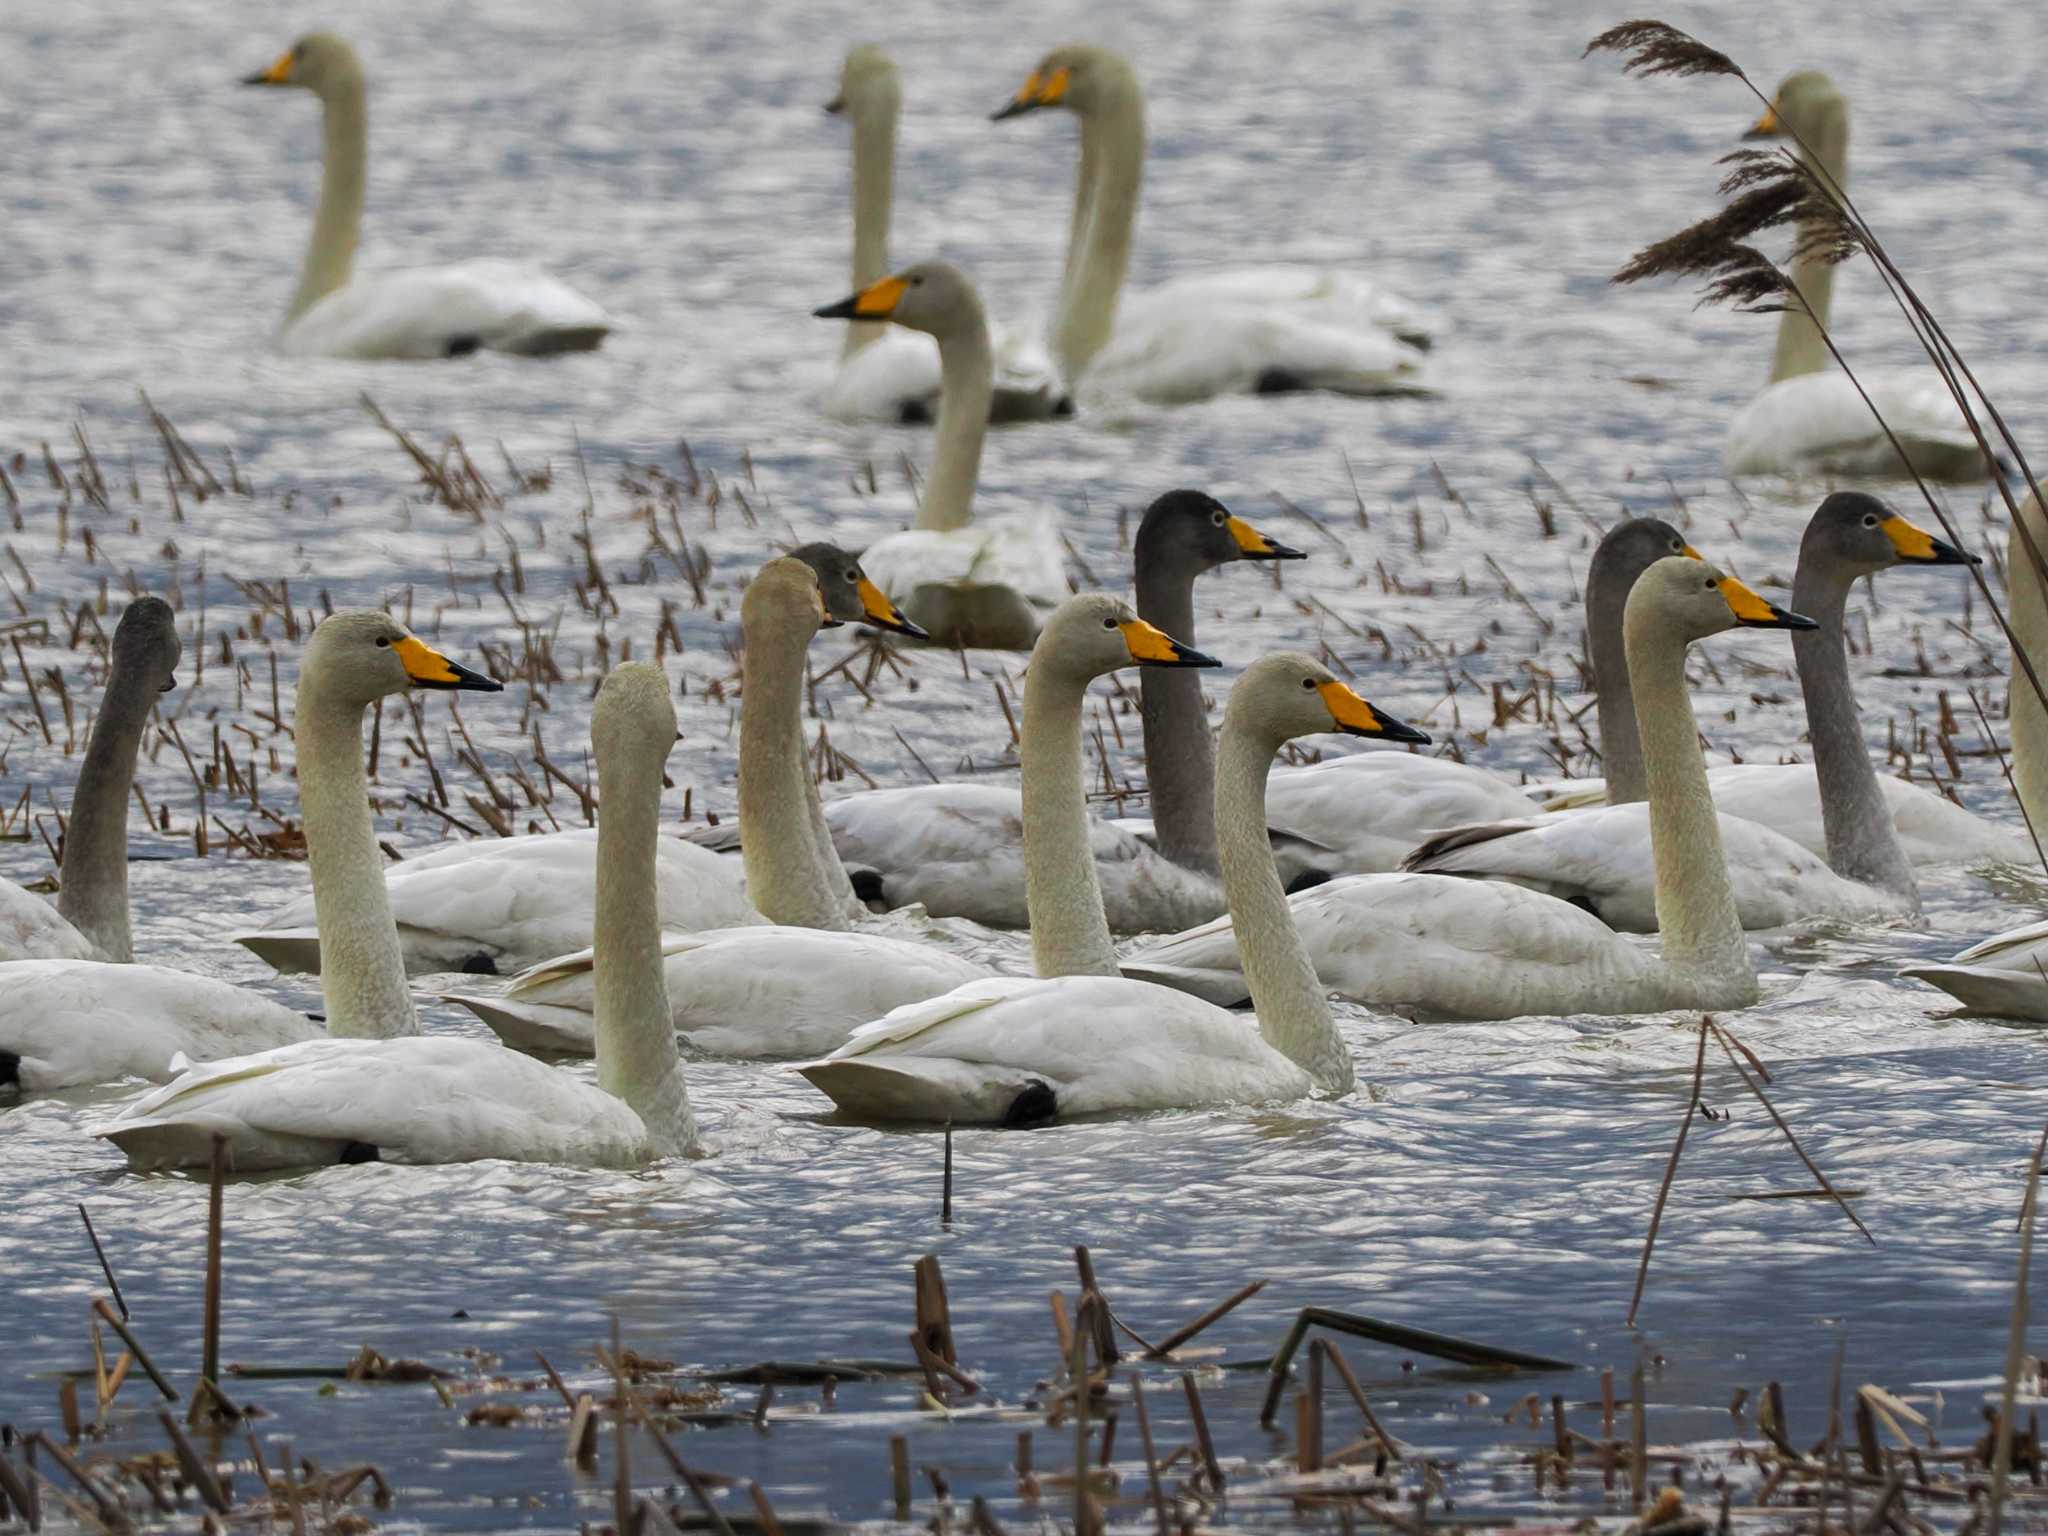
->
<box><xmin>1055</xmin><ymin>85</ymin><xmax>1144</xmax><ymax>382</ymax></box>
<box><xmin>1791</xmin><ymin>561</ymin><xmax>1918</xmax><ymax>906</ymax></box>
<box><xmin>919</xmin><ymin>309</ymin><xmax>994</xmax><ymax>533</ymax></box>
<box><xmin>1135</xmin><ymin>549</ymin><xmax>1217</xmax><ymax>875</ymax></box>
<box><xmin>292</xmin><ymin>73</ymin><xmax>368</xmax><ymax>321</ymax></box>
<box><xmin>299</xmin><ymin>686</ymin><xmax>418</xmax><ymax>1038</ymax></box>
<box><xmin>55</xmin><ymin>660</ymin><xmax>159</xmax><ymax>962</ymax></box>
<box><xmin>1021</xmin><ymin>661</ymin><xmax>1119</xmax><ymax>978</ymax></box>
<box><xmin>1770</xmin><ymin>104</ymin><xmax>1847</xmax><ymax>384</ymax></box>
<box><xmin>1588</xmin><ymin>552</ymin><xmax>1648</xmax><ymax>806</ymax></box>
<box><xmin>843</xmin><ymin>98</ymin><xmax>895</xmax><ymax>359</ymax></box>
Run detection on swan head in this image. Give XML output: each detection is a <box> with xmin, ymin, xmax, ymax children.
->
<box><xmin>592</xmin><ymin>663</ymin><xmax>679</xmax><ymax>774</ymax></box>
<box><xmin>992</xmin><ymin>45</ymin><xmax>1134</xmax><ymax>120</ymax></box>
<box><xmin>1746</xmin><ymin>71</ymin><xmax>1846</xmax><ymax>145</ymax></box>
<box><xmin>1804</xmin><ymin>492</ymin><xmax>1977</xmax><ymax>576</ymax></box>
<box><xmin>826</xmin><ymin>44</ymin><xmax>900</xmax><ymax>119</ymax></box>
<box><xmin>1228</xmin><ymin>653</ymin><xmax>1430</xmax><ymax>752</ymax></box>
<box><xmin>744</xmin><ymin>556</ymin><xmax>840</xmax><ymax>643</ymax></box>
<box><xmin>242</xmin><ymin>33</ymin><xmax>363</xmax><ymax>96</ymax></box>
<box><xmin>301</xmin><ymin>610</ymin><xmax>501</xmax><ymax>708</ymax></box>
<box><xmin>789</xmin><ymin>542</ymin><xmax>930</xmax><ymax>638</ymax></box>
<box><xmin>813</xmin><ymin>260</ymin><xmax>987</xmax><ymax>342</ymax></box>
<box><xmin>112</xmin><ymin>596</ymin><xmax>182</xmax><ymax>696</ymax></box>
<box><xmin>1136</xmin><ymin>490</ymin><xmax>1305</xmax><ymax>577</ymax></box>
<box><xmin>1588</xmin><ymin>518</ymin><xmax>1699</xmax><ymax>604</ymax></box>
<box><xmin>1033</xmin><ymin>593</ymin><xmax>1217</xmax><ymax>682</ymax></box>
<box><xmin>1628</xmin><ymin>557</ymin><xmax>1818</xmax><ymax>648</ymax></box>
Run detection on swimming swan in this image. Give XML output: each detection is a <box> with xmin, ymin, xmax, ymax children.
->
<box><xmin>447</xmin><ymin>556</ymin><xmax>986</xmax><ymax>1059</ymax></box>
<box><xmin>798</xmin><ymin>623</ymin><xmax>1428</xmax><ymax>1124</ymax></box>
<box><xmin>819</xmin><ymin>46</ymin><xmax>1068</xmax><ymax>424</ymax></box>
<box><xmin>817</xmin><ymin>261</ymin><xmax>1068</xmax><ymax>649</ymax></box>
<box><xmin>242</xmin><ymin>34</ymin><xmax>611</xmax><ymax>359</ymax></box>
<box><xmin>993</xmin><ymin>46</ymin><xmax>1429</xmax><ymax>403</ymax></box>
<box><xmin>1408</xmin><ymin>497</ymin><xmax>1977</xmax><ymax>928</ymax></box>
<box><xmin>103</xmin><ymin>661</ymin><xmax>696</xmax><ymax>1170</ymax></box>
<box><xmin>0</xmin><ymin>598</ymin><xmax>180</xmax><ymax>964</ymax></box>
<box><xmin>1722</xmin><ymin>72</ymin><xmax>1984</xmax><ymax>481</ymax></box>
<box><xmin>1123</xmin><ymin>560</ymin><xmax>1816</xmax><ymax>1019</ymax></box>
<box><xmin>4</xmin><ymin>613</ymin><xmax>491</xmax><ymax>1093</ymax></box>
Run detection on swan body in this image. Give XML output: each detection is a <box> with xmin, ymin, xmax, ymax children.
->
<box><xmin>244</xmin><ymin>34</ymin><xmax>608</xmax><ymax>360</ymax></box>
<box><xmin>104</xmin><ymin>660</ymin><xmax>698</xmax><ymax>1170</ymax></box>
<box><xmin>236</xmin><ymin>829</ymin><xmax>759</xmax><ymax>978</ymax></box>
<box><xmin>1</xmin><ymin>961</ymin><xmax>322</xmax><ymax>1093</ymax></box>
<box><xmin>817</xmin><ymin>262</ymin><xmax>1067</xmax><ymax>648</ymax></box>
<box><xmin>1902</xmin><ymin>923</ymin><xmax>2048</xmax><ymax>1020</ymax></box>
<box><xmin>1261</xmin><ymin>753</ymin><xmax>1546</xmax><ymax>883</ymax></box>
<box><xmin>995</xmin><ymin>47</ymin><xmax>1430</xmax><ymax>401</ymax></box>
<box><xmin>1125</xmin><ymin>560</ymin><xmax>1817</xmax><ymax>1021</ymax></box>
<box><xmin>801</xmin><ymin>628</ymin><xmax>1429</xmax><ymax>1124</ymax></box>
<box><xmin>823</xmin><ymin>784</ymin><xmax>1223</xmax><ymax>933</ymax></box>
<box><xmin>1720</xmin><ymin>73</ymin><xmax>1984</xmax><ymax>482</ymax></box>
<box><xmin>0</xmin><ymin>883</ymin><xmax>99</xmax><ymax>965</ymax></box>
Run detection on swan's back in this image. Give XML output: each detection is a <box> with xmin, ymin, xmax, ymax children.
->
<box><xmin>0</xmin><ymin>881</ymin><xmax>99</xmax><ymax>963</ymax></box>
<box><xmin>283</xmin><ymin>259</ymin><xmax>611</xmax><ymax>359</ymax></box>
<box><xmin>1724</xmin><ymin>368</ymin><xmax>1982</xmax><ymax>480</ymax></box>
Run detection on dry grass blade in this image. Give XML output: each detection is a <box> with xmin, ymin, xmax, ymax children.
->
<box><xmin>1707</xmin><ymin>1023</ymin><xmax>1873</xmax><ymax>1246</ymax></box>
<box><xmin>1583</xmin><ymin>19</ymin><xmax>1742</xmax><ymax>79</ymax></box>
<box><xmin>1990</xmin><ymin>1124</ymin><xmax>2048</xmax><ymax>1536</ymax></box>
<box><xmin>1627</xmin><ymin>1017</ymin><xmax>1710</xmax><ymax>1326</ymax></box>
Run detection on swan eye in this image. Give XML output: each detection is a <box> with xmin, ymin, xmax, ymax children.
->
<box><xmin>375</xmin><ymin>636</ymin><xmax>391</xmax><ymax>648</ymax></box>
<box><xmin>1101</xmin><ymin>617</ymin><xmax>1118</xmax><ymax>630</ymax></box>
<box><xmin>1671</xmin><ymin>539</ymin><xmax>1683</xmax><ymax>552</ymax></box>
<box><xmin>1210</xmin><ymin>511</ymin><xmax>1227</xmax><ymax>526</ymax></box>
<box><xmin>910</xmin><ymin>275</ymin><xmax>925</xmax><ymax>287</ymax></box>
<box><xmin>1301</xmin><ymin>677</ymin><xmax>1317</xmax><ymax>691</ymax></box>
<box><xmin>843</xmin><ymin>569</ymin><xmax>858</xmax><ymax>582</ymax></box>
<box><xmin>1862</xmin><ymin>514</ymin><xmax>1878</xmax><ymax>527</ymax></box>
<box><xmin>1705</xmin><ymin>579</ymin><xmax>1718</xmax><ymax>592</ymax></box>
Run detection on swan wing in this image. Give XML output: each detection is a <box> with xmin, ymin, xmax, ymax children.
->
<box><xmin>1122</xmin><ymin>872</ymin><xmax>1661</xmax><ymax>1020</ymax></box>
<box><xmin>859</xmin><ymin>516</ymin><xmax>1068</xmax><ymax>611</ymax></box>
<box><xmin>0</xmin><ymin>960</ymin><xmax>322</xmax><ymax>1091</ymax></box>
<box><xmin>281</xmin><ymin>260</ymin><xmax>611</xmax><ymax>360</ymax></box>
<box><xmin>1261</xmin><ymin>754</ymin><xmax>1545</xmax><ymax>880</ymax></box>
<box><xmin>1128</xmin><ymin>265</ymin><xmax>1433</xmax><ymax>344</ymax></box>
<box><xmin>1701</xmin><ymin>764</ymin><xmax>2027</xmax><ymax>867</ymax></box>
<box><xmin>99</xmin><ymin>1035</ymin><xmax>646</xmax><ymax>1170</ymax></box>
<box><xmin>1724</xmin><ymin>369</ymin><xmax>1984</xmax><ymax>480</ymax></box>
<box><xmin>795</xmin><ymin>973</ymin><xmax>1310</xmax><ymax>1122</ymax></box>
<box><xmin>0</xmin><ymin>880</ymin><xmax>101</xmax><ymax>963</ymax></box>
<box><xmin>1088</xmin><ymin>297</ymin><xmax>1428</xmax><ymax>404</ymax></box>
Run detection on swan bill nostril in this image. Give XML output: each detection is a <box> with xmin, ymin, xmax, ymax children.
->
<box><xmin>1227</xmin><ymin>516</ymin><xmax>1307</xmax><ymax>561</ymax></box>
<box><xmin>1117</xmin><ymin>618</ymin><xmax>1218</xmax><ymax>668</ymax></box>
<box><xmin>1718</xmin><ymin>576</ymin><xmax>1820</xmax><ymax>631</ymax></box>
<box><xmin>855</xmin><ymin>577</ymin><xmax>929</xmax><ymax>640</ymax></box>
<box><xmin>395</xmin><ymin>635</ymin><xmax>504</xmax><ymax>692</ymax></box>
<box><xmin>992</xmin><ymin>65</ymin><xmax>1067</xmax><ymax>120</ymax></box>
<box><xmin>1882</xmin><ymin>514</ymin><xmax>1978</xmax><ymax>566</ymax></box>
<box><xmin>1315</xmin><ymin>680</ymin><xmax>1431</xmax><ymax>744</ymax></box>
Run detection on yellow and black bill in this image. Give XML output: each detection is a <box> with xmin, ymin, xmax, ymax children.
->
<box><xmin>242</xmin><ymin>51</ymin><xmax>296</xmax><ymax>86</ymax></box>
<box><xmin>394</xmin><ymin>635</ymin><xmax>504</xmax><ymax>692</ymax></box>
<box><xmin>1743</xmin><ymin>101</ymin><xmax>1781</xmax><ymax>139</ymax></box>
<box><xmin>992</xmin><ymin>64</ymin><xmax>1070</xmax><ymax>121</ymax></box>
<box><xmin>1882</xmin><ymin>514</ymin><xmax>1978</xmax><ymax>566</ymax></box>
<box><xmin>1716</xmin><ymin>576</ymin><xmax>1818</xmax><ymax>631</ymax></box>
<box><xmin>1228</xmin><ymin>515</ymin><xmax>1306</xmax><ymax>562</ymax></box>
<box><xmin>855</xmin><ymin>576</ymin><xmax>929</xmax><ymax>639</ymax></box>
<box><xmin>1317</xmin><ymin>680</ymin><xmax>1430</xmax><ymax>745</ymax></box>
<box><xmin>814</xmin><ymin>274</ymin><xmax>906</xmax><ymax>321</ymax></box>
<box><xmin>823</xmin><ymin>90</ymin><xmax>846</xmax><ymax>115</ymax></box>
<box><xmin>1118</xmin><ymin>618</ymin><xmax>1219</xmax><ymax>668</ymax></box>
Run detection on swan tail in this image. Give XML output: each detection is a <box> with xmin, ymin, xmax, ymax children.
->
<box><xmin>442</xmin><ymin>993</ymin><xmax>596</xmax><ymax>1056</ymax></box>
<box><xmin>1114</xmin><ymin>960</ymin><xmax>1251</xmax><ymax>1009</ymax></box>
<box><xmin>494</xmin><ymin>324</ymin><xmax>610</xmax><ymax>357</ymax></box>
<box><xmin>1899</xmin><ymin>963</ymin><xmax>2048</xmax><ymax>1021</ymax></box>
<box><xmin>796</xmin><ymin>1056</ymin><xmax>1059</xmax><ymax>1124</ymax></box>
<box><xmin>233</xmin><ymin>928</ymin><xmax>324</xmax><ymax>975</ymax></box>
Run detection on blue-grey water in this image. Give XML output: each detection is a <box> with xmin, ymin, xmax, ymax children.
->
<box><xmin>4</xmin><ymin>0</ymin><xmax>2047</xmax><ymax>1528</ymax></box>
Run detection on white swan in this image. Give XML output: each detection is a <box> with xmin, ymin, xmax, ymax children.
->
<box><xmin>103</xmin><ymin>660</ymin><xmax>697</xmax><ymax>1170</ymax></box>
<box><xmin>1722</xmin><ymin>72</ymin><xmax>1984</xmax><ymax>481</ymax></box>
<box><xmin>819</xmin><ymin>46</ymin><xmax>1067</xmax><ymax>424</ymax></box>
<box><xmin>1406</xmin><ymin>497</ymin><xmax>1977</xmax><ymax>928</ymax></box>
<box><xmin>242</xmin><ymin>35</ymin><xmax>610</xmax><ymax>359</ymax></box>
<box><xmin>0</xmin><ymin>598</ymin><xmax>180</xmax><ymax>964</ymax></box>
<box><xmin>992</xmin><ymin>47</ymin><xmax>1429</xmax><ymax>403</ymax></box>
<box><xmin>1123</xmin><ymin>559</ymin><xmax>1815</xmax><ymax>1019</ymax></box>
<box><xmin>3</xmin><ymin>615</ymin><xmax>496</xmax><ymax>1093</ymax></box>
<box><xmin>797</xmin><ymin>619</ymin><xmax>1429</xmax><ymax>1124</ymax></box>
<box><xmin>816</xmin><ymin>261</ymin><xmax>1068</xmax><ymax>649</ymax></box>
<box><xmin>446</xmin><ymin>556</ymin><xmax>985</xmax><ymax>1059</ymax></box>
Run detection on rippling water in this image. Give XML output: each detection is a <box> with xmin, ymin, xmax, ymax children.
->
<box><xmin>5</xmin><ymin>0</ymin><xmax>2048</xmax><ymax>1527</ymax></box>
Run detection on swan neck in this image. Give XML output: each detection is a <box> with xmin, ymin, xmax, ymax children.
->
<box><xmin>1626</xmin><ymin>621</ymin><xmax>1752</xmax><ymax>983</ymax></box>
<box><xmin>1021</xmin><ymin>660</ymin><xmax>1118</xmax><ymax>977</ymax></box>
<box><xmin>1587</xmin><ymin>558</ymin><xmax>1646</xmax><ymax>805</ymax></box>
<box><xmin>1135</xmin><ymin>553</ymin><xmax>1217</xmax><ymax>875</ymax></box>
<box><xmin>843</xmin><ymin>101</ymin><xmax>896</xmax><ymax>359</ymax></box>
<box><xmin>1770</xmin><ymin>106</ymin><xmax>1847</xmax><ymax>384</ymax></box>
<box><xmin>297</xmin><ymin>685</ymin><xmax>418</xmax><ymax>1038</ymax></box>
<box><xmin>55</xmin><ymin>664</ymin><xmax>159</xmax><ymax>961</ymax></box>
<box><xmin>594</xmin><ymin>732</ymin><xmax>696</xmax><ymax>1158</ymax></box>
<box><xmin>1791</xmin><ymin>562</ymin><xmax>1917</xmax><ymax>904</ymax></box>
<box><xmin>292</xmin><ymin>73</ymin><xmax>367</xmax><ymax>321</ymax></box>
<box><xmin>1215</xmin><ymin>727</ymin><xmax>1350</xmax><ymax>1092</ymax></box>
<box><xmin>740</xmin><ymin>617</ymin><xmax>850</xmax><ymax>929</ymax></box>
<box><xmin>919</xmin><ymin>314</ymin><xmax>993</xmax><ymax>533</ymax></box>
<box><xmin>1057</xmin><ymin>86</ymin><xmax>1144</xmax><ymax>382</ymax></box>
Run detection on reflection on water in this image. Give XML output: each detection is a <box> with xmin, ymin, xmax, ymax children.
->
<box><xmin>5</xmin><ymin>0</ymin><xmax>2048</xmax><ymax>1525</ymax></box>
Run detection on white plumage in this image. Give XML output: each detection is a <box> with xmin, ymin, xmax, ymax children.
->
<box><xmin>1725</xmin><ymin>369</ymin><xmax>1982</xmax><ymax>481</ymax></box>
<box><xmin>281</xmin><ymin>259</ymin><xmax>612</xmax><ymax>361</ymax></box>
<box><xmin>0</xmin><ymin>884</ymin><xmax>99</xmax><ymax>965</ymax></box>
<box><xmin>1903</xmin><ymin>923</ymin><xmax>2048</xmax><ymax>1021</ymax></box>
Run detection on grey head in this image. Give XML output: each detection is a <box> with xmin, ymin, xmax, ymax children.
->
<box><xmin>1134</xmin><ymin>490</ymin><xmax>1305</xmax><ymax>578</ymax></box>
<box><xmin>1589</xmin><ymin>518</ymin><xmax>1696</xmax><ymax>603</ymax></box>
<box><xmin>787</xmin><ymin>542</ymin><xmax>929</xmax><ymax>638</ymax></box>
<box><xmin>110</xmin><ymin>596</ymin><xmax>181</xmax><ymax>698</ymax></box>
<box><xmin>1799</xmin><ymin>491</ymin><xmax>1976</xmax><ymax>581</ymax></box>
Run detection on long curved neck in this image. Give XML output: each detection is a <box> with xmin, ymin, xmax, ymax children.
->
<box><xmin>843</xmin><ymin>100</ymin><xmax>895</xmax><ymax>360</ymax></box>
<box><xmin>1059</xmin><ymin>128</ymin><xmax>1101</xmax><ymax>305</ymax></box>
<box><xmin>1770</xmin><ymin>104</ymin><xmax>1847</xmax><ymax>384</ymax></box>
<box><xmin>594</xmin><ymin>740</ymin><xmax>696</xmax><ymax>1158</ymax></box>
<box><xmin>298</xmin><ymin>683</ymin><xmax>417</xmax><ymax>1038</ymax></box>
<box><xmin>55</xmin><ymin>664</ymin><xmax>157</xmax><ymax>961</ymax></box>
<box><xmin>1056</xmin><ymin>83</ymin><xmax>1144</xmax><ymax>382</ymax></box>
<box><xmin>1021</xmin><ymin>662</ymin><xmax>1117</xmax><ymax>977</ymax></box>
<box><xmin>1215</xmin><ymin>727</ymin><xmax>1350</xmax><ymax>1092</ymax></box>
<box><xmin>292</xmin><ymin>75</ymin><xmax>368</xmax><ymax>321</ymax></box>
<box><xmin>740</xmin><ymin>621</ymin><xmax>850</xmax><ymax>930</ymax></box>
<box><xmin>2009</xmin><ymin>497</ymin><xmax>2048</xmax><ymax>830</ymax></box>
<box><xmin>1136</xmin><ymin>551</ymin><xmax>1217</xmax><ymax>874</ymax></box>
<box><xmin>1627</xmin><ymin>623</ymin><xmax>1752</xmax><ymax>983</ymax></box>
<box><xmin>919</xmin><ymin>318</ymin><xmax>993</xmax><ymax>533</ymax></box>
<box><xmin>1588</xmin><ymin>561</ymin><xmax>1647</xmax><ymax>806</ymax></box>
<box><xmin>1792</xmin><ymin>559</ymin><xmax>1918</xmax><ymax>904</ymax></box>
